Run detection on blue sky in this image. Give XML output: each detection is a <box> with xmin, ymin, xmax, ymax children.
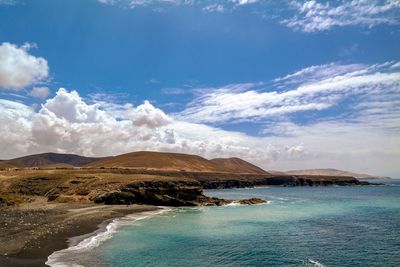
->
<box><xmin>0</xmin><ymin>0</ymin><xmax>399</xmax><ymax>176</ymax></box>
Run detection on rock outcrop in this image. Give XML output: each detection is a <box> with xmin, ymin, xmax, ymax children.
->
<box><xmin>200</xmin><ymin>175</ymin><xmax>372</xmax><ymax>189</ymax></box>
<box><xmin>238</xmin><ymin>198</ymin><xmax>266</xmax><ymax>205</ymax></box>
<box><xmin>0</xmin><ymin>169</ymin><xmax>375</xmax><ymax>208</ymax></box>
<box><xmin>92</xmin><ymin>180</ymin><xmax>232</xmax><ymax>206</ymax></box>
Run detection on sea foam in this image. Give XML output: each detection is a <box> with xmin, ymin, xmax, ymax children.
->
<box><xmin>307</xmin><ymin>259</ymin><xmax>325</xmax><ymax>267</ymax></box>
<box><xmin>46</xmin><ymin>207</ymin><xmax>171</xmax><ymax>267</ymax></box>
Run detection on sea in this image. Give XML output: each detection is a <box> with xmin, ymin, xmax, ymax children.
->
<box><xmin>47</xmin><ymin>179</ymin><xmax>400</xmax><ymax>267</ymax></box>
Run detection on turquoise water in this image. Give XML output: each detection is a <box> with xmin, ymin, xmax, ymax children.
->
<box><xmin>52</xmin><ymin>180</ymin><xmax>400</xmax><ymax>267</ymax></box>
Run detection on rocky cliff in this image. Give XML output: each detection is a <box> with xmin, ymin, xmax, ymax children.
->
<box><xmin>0</xmin><ymin>169</ymin><xmax>266</xmax><ymax>207</ymax></box>
<box><xmin>92</xmin><ymin>180</ymin><xmax>232</xmax><ymax>206</ymax></box>
<box><xmin>199</xmin><ymin>175</ymin><xmax>371</xmax><ymax>189</ymax></box>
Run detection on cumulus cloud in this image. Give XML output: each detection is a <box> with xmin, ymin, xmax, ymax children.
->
<box><xmin>0</xmin><ymin>88</ymin><xmax>274</xmax><ymax>166</ymax></box>
<box><xmin>282</xmin><ymin>0</ymin><xmax>400</xmax><ymax>32</ymax></box>
<box><xmin>285</xmin><ymin>144</ymin><xmax>307</xmax><ymax>158</ymax></box>
<box><xmin>28</xmin><ymin>86</ymin><xmax>50</xmax><ymax>99</ymax></box>
<box><xmin>0</xmin><ymin>42</ymin><xmax>49</xmax><ymax>90</ymax></box>
<box><xmin>129</xmin><ymin>100</ymin><xmax>172</xmax><ymax>128</ymax></box>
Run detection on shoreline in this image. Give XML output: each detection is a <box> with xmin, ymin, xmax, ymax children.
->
<box><xmin>0</xmin><ymin>202</ymin><xmax>160</xmax><ymax>267</ymax></box>
<box><xmin>46</xmin><ymin>208</ymin><xmax>172</xmax><ymax>267</ymax></box>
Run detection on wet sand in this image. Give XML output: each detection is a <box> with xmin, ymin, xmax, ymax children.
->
<box><xmin>0</xmin><ymin>200</ymin><xmax>159</xmax><ymax>267</ymax></box>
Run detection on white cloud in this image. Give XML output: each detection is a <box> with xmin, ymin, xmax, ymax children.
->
<box><xmin>28</xmin><ymin>86</ymin><xmax>50</xmax><ymax>99</ymax></box>
<box><xmin>285</xmin><ymin>143</ymin><xmax>307</xmax><ymax>158</ymax></box>
<box><xmin>43</xmin><ymin>88</ymin><xmax>105</xmax><ymax>123</ymax></box>
<box><xmin>176</xmin><ymin>61</ymin><xmax>400</xmax><ymax>124</ymax></box>
<box><xmin>283</xmin><ymin>0</ymin><xmax>400</xmax><ymax>32</ymax></box>
<box><xmin>129</xmin><ymin>100</ymin><xmax>172</xmax><ymax>128</ymax></box>
<box><xmin>0</xmin><ymin>99</ymin><xmax>34</xmax><ymax>157</ymax></box>
<box><xmin>232</xmin><ymin>0</ymin><xmax>258</xmax><ymax>6</ymax></box>
<box><xmin>0</xmin><ymin>42</ymin><xmax>49</xmax><ymax>90</ymax></box>
<box><xmin>203</xmin><ymin>4</ymin><xmax>224</xmax><ymax>13</ymax></box>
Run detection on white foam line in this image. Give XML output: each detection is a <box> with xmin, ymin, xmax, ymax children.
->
<box><xmin>46</xmin><ymin>207</ymin><xmax>172</xmax><ymax>267</ymax></box>
<box><xmin>308</xmin><ymin>259</ymin><xmax>325</xmax><ymax>267</ymax></box>
<box><xmin>223</xmin><ymin>200</ymin><xmax>271</xmax><ymax>207</ymax></box>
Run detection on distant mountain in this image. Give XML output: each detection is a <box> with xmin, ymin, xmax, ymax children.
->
<box><xmin>285</xmin><ymin>168</ymin><xmax>390</xmax><ymax>179</ymax></box>
<box><xmin>85</xmin><ymin>151</ymin><xmax>269</xmax><ymax>174</ymax></box>
<box><xmin>1</xmin><ymin>152</ymin><xmax>105</xmax><ymax>168</ymax></box>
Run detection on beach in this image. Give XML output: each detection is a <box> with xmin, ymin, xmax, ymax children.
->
<box><xmin>0</xmin><ymin>199</ymin><xmax>159</xmax><ymax>267</ymax></box>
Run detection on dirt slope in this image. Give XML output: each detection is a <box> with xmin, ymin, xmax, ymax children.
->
<box><xmin>85</xmin><ymin>151</ymin><xmax>269</xmax><ymax>174</ymax></box>
<box><xmin>210</xmin><ymin>157</ymin><xmax>267</xmax><ymax>174</ymax></box>
<box><xmin>2</xmin><ymin>153</ymin><xmax>105</xmax><ymax>168</ymax></box>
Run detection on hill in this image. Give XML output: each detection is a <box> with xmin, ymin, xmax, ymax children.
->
<box><xmin>210</xmin><ymin>157</ymin><xmax>267</xmax><ymax>175</ymax></box>
<box><xmin>85</xmin><ymin>151</ymin><xmax>269</xmax><ymax>174</ymax></box>
<box><xmin>286</xmin><ymin>168</ymin><xmax>390</xmax><ymax>179</ymax></box>
<box><xmin>1</xmin><ymin>152</ymin><xmax>105</xmax><ymax>168</ymax></box>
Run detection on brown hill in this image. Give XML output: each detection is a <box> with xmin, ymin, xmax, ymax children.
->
<box><xmin>210</xmin><ymin>157</ymin><xmax>267</xmax><ymax>175</ymax></box>
<box><xmin>85</xmin><ymin>151</ymin><xmax>269</xmax><ymax>174</ymax></box>
<box><xmin>286</xmin><ymin>168</ymin><xmax>390</xmax><ymax>179</ymax></box>
<box><xmin>2</xmin><ymin>153</ymin><xmax>105</xmax><ymax>168</ymax></box>
<box><xmin>0</xmin><ymin>161</ymin><xmax>15</xmax><ymax>170</ymax></box>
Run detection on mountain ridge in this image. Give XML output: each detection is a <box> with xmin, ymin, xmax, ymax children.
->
<box><xmin>84</xmin><ymin>151</ymin><xmax>269</xmax><ymax>174</ymax></box>
<box><xmin>0</xmin><ymin>151</ymin><xmax>269</xmax><ymax>175</ymax></box>
<box><xmin>0</xmin><ymin>152</ymin><xmax>106</xmax><ymax>168</ymax></box>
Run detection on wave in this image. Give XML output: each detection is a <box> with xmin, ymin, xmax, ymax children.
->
<box><xmin>307</xmin><ymin>259</ymin><xmax>325</xmax><ymax>267</ymax></box>
<box><xmin>224</xmin><ymin>200</ymin><xmax>270</xmax><ymax>207</ymax></box>
<box><xmin>46</xmin><ymin>207</ymin><xmax>172</xmax><ymax>267</ymax></box>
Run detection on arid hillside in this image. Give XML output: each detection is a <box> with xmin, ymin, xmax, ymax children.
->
<box><xmin>1</xmin><ymin>153</ymin><xmax>105</xmax><ymax>169</ymax></box>
<box><xmin>85</xmin><ymin>151</ymin><xmax>269</xmax><ymax>174</ymax></box>
<box><xmin>210</xmin><ymin>157</ymin><xmax>267</xmax><ymax>175</ymax></box>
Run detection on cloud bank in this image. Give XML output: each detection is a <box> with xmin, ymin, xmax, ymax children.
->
<box><xmin>177</xmin><ymin>61</ymin><xmax>400</xmax><ymax>125</ymax></box>
<box><xmin>0</xmin><ymin>75</ymin><xmax>399</xmax><ymax>176</ymax></box>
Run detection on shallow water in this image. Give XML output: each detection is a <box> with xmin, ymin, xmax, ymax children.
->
<box><xmin>49</xmin><ymin>179</ymin><xmax>400</xmax><ymax>267</ymax></box>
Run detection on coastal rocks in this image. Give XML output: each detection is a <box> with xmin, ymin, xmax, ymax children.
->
<box><xmin>200</xmin><ymin>175</ymin><xmax>370</xmax><ymax>189</ymax></box>
<box><xmin>91</xmin><ymin>181</ymin><xmax>264</xmax><ymax>207</ymax></box>
<box><xmin>238</xmin><ymin>198</ymin><xmax>266</xmax><ymax>205</ymax></box>
<box><xmin>92</xmin><ymin>180</ymin><xmax>232</xmax><ymax>206</ymax></box>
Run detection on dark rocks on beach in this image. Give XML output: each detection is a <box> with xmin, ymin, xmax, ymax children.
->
<box><xmin>238</xmin><ymin>198</ymin><xmax>266</xmax><ymax>205</ymax></box>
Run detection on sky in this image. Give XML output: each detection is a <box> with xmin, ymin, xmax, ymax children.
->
<box><xmin>0</xmin><ymin>0</ymin><xmax>399</xmax><ymax>177</ymax></box>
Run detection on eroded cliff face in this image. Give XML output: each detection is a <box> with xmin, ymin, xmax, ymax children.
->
<box><xmin>1</xmin><ymin>169</ymin><xmax>373</xmax><ymax>208</ymax></box>
<box><xmin>92</xmin><ymin>180</ymin><xmax>232</xmax><ymax>206</ymax></box>
<box><xmin>0</xmin><ymin>170</ymin><xmax>265</xmax><ymax>207</ymax></box>
<box><xmin>200</xmin><ymin>175</ymin><xmax>370</xmax><ymax>189</ymax></box>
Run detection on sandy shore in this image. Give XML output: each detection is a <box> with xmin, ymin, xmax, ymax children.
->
<box><xmin>0</xmin><ymin>199</ymin><xmax>159</xmax><ymax>267</ymax></box>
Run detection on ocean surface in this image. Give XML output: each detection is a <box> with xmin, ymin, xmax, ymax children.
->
<box><xmin>48</xmin><ymin>179</ymin><xmax>400</xmax><ymax>267</ymax></box>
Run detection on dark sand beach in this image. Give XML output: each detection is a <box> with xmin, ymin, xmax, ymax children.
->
<box><xmin>0</xmin><ymin>199</ymin><xmax>159</xmax><ymax>267</ymax></box>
